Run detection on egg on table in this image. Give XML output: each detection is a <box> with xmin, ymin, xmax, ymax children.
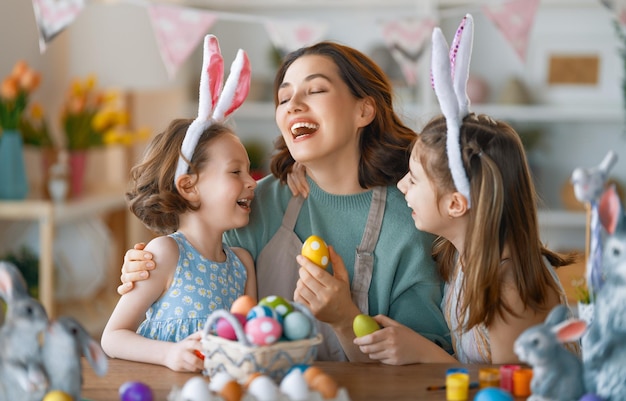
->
<box><xmin>119</xmin><ymin>381</ymin><xmax>154</xmax><ymax>401</ymax></box>
<box><xmin>301</xmin><ymin>235</ymin><xmax>330</xmax><ymax>269</ymax></box>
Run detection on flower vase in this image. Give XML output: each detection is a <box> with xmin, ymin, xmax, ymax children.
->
<box><xmin>0</xmin><ymin>129</ymin><xmax>29</xmax><ymax>200</ymax></box>
<box><xmin>69</xmin><ymin>150</ymin><xmax>87</xmax><ymax>198</ymax></box>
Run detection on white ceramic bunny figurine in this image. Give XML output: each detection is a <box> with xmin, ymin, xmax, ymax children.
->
<box><xmin>513</xmin><ymin>304</ymin><xmax>586</xmax><ymax>401</ymax></box>
<box><xmin>0</xmin><ymin>261</ymin><xmax>50</xmax><ymax>401</ymax></box>
<box><xmin>582</xmin><ymin>184</ymin><xmax>626</xmax><ymax>400</ymax></box>
<box><xmin>41</xmin><ymin>315</ymin><xmax>108</xmax><ymax>400</ymax></box>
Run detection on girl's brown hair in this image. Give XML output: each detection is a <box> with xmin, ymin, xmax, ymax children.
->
<box><xmin>126</xmin><ymin>118</ymin><xmax>233</xmax><ymax>235</ymax></box>
<box><xmin>417</xmin><ymin>114</ymin><xmax>576</xmax><ymax>330</ymax></box>
<box><xmin>270</xmin><ymin>41</ymin><xmax>416</xmax><ymax>188</ymax></box>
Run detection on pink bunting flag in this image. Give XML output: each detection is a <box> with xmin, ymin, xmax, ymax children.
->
<box><xmin>482</xmin><ymin>0</ymin><xmax>540</xmax><ymax>62</ymax></box>
<box><xmin>599</xmin><ymin>0</ymin><xmax>626</xmax><ymax>26</ymax></box>
<box><xmin>264</xmin><ymin>20</ymin><xmax>329</xmax><ymax>55</ymax></box>
<box><xmin>379</xmin><ymin>18</ymin><xmax>435</xmax><ymax>87</ymax></box>
<box><xmin>147</xmin><ymin>4</ymin><xmax>218</xmax><ymax>79</ymax></box>
<box><xmin>31</xmin><ymin>0</ymin><xmax>85</xmax><ymax>53</ymax></box>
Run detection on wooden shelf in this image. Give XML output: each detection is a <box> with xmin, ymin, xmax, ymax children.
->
<box><xmin>0</xmin><ymin>190</ymin><xmax>127</xmax><ymax>317</ymax></box>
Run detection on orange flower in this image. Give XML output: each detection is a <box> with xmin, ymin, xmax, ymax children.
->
<box><xmin>1</xmin><ymin>77</ymin><xmax>19</xmax><ymax>100</ymax></box>
<box><xmin>19</xmin><ymin>69</ymin><xmax>41</xmax><ymax>92</ymax></box>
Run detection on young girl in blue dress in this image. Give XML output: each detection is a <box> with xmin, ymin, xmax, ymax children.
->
<box><xmin>100</xmin><ymin>35</ymin><xmax>257</xmax><ymax>372</ymax></box>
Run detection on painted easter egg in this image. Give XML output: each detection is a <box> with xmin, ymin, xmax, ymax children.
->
<box><xmin>230</xmin><ymin>294</ymin><xmax>256</xmax><ymax>316</ymax></box>
<box><xmin>42</xmin><ymin>391</ymin><xmax>72</xmax><ymax>401</ymax></box>
<box><xmin>283</xmin><ymin>310</ymin><xmax>312</xmax><ymax>340</ymax></box>
<box><xmin>352</xmin><ymin>314</ymin><xmax>381</xmax><ymax>337</ymax></box>
<box><xmin>280</xmin><ymin>369</ymin><xmax>310</xmax><ymax>401</ymax></box>
<box><xmin>258</xmin><ymin>295</ymin><xmax>293</xmax><ymax>318</ymax></box>
<box><xmin>215</xmin><ymin>313</ymin><xmax>246</xmax><ymax>340</ymax></box>
<box><xmin>180</xmin><ymin>376</ymin><xmax>211</xmax><ymax>400</ymax></box>
<box><xmin>119</xmin><ymin>381</ymin><xmax>154</xmax><ymax>401</ymax></box>
<box><xmin>245</xmin><ymin>316</ymin><xmax>282</xmax><ymax>346</ymax></box>
<box><xmin>247</xmin><ymin>304</ymin><xmax>282</xmax><ymax>323</ymax></box>
<box><xmin>301</xmin><ymin>235</ymin><xmax>330</xmax><ymax>268</ymax></box>
<box><xmin>219</xmin><ymin>380</ymin><xmax>243</xmax><ymax>401</ymax></box>
<box><xmin>248</xmin><ymin>375</ymin><xmax>279</xmax><ymax>401</ymax></box>
<box><xmin>474</xmin><ymin>387</ymin><xmax>514</xmax><ymax>401</ymax></box>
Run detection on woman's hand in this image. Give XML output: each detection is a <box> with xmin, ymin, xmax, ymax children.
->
<box><xmin>294</xmin><ymin>246</ymin><xmax>359</xmax><ymax>327</ymax></box>
<box><xmin>353</xmin><ymin>315</ymin><xmax>457</xmax><ymax>365</ymax></box>
<box><xmin>117</xmin><ymin>243</ymin><xmax>156</xmax><ymax>295</ymax></box>
<box><xmin>286</xmin><ymin>162</ymin><xmax>310</xmax><ymax>198</ymax></box>
<box><xmin>164</xmin><ymin>331</ymin><xmax>205</xmax><ymax>373</ymax></box>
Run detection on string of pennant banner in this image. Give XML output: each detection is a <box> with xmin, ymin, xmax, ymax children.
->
<box><xmin>29</xmin><ymin>0</ymin><xmax>623</xmax><ymax>85</ymax></box>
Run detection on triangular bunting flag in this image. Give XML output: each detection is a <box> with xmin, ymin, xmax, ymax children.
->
<box><xmin>600</xmin><ymin>0</ymin><xmax>626</xmax><ymax>26</ymax></box>
<box><xmin>264</xmin><ymin>19</ymin><xmax>329</xmax><ymax>56</ymax></box>
<box><xmin>379</xmin><ymin>18</ymin><xmax>435</xmax><ymax>87</ymax></box>
<box><xmin>31</xmin><ymin>0</ymin><xmax>85</xmax><ymax>53</ymax></box>
<box><xmin>147</xmin><ymin>4</ymin><xmax>218</xmax><ymax>79</ymax></box>
<box><xmin>482</xmin><ymin>0</ymin><xmax>540</xmax><ymax>62</ymax></box>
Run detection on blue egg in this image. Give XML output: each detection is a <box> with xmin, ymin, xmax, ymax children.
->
<box><xmin>247</xmin><ymin>305</ymin><xmax>282</xmax><ymax>323</ymax></box>
<box><xmin>474</xmin><ymin>387</ymin><xmax>514</xmax><ymax>401</ymax></box>
<box><xmin>283</xmin><ymin>311</ymin><xmax>312</xmax><ymax>340</ymax></box>
<box><xmin>119</xmin><ymin>381</ymin><xmax>154</xmax><ymax>401</ymax></box>
<box><xmin>287</xmin><ymin>364</ymin><xmax>310</xmax><ymax>374</ymax></box>
<box><xmin>579</xmin><ymin>394</ymin><xmax>604</xmax><ymax>401</ymax></box>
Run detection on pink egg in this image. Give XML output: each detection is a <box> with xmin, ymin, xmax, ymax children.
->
<box><xmin>245</xmin><ymin>317</ymin><xmax>282</xmax><ymax>346</ymax></box>
<box><xmin>216</xmin><ymin>313</ymin><xmax>246</xmax><ymax>341</ymax></box>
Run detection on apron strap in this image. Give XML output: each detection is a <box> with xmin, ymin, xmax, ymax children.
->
<box><xmin>283</xmin><ymin>195</ymin><xmax>305</xmax><ymax>230</ymax></box>
<box><xmin>352</xmin><ymin>186</ymin><xmax>386</xmax><ymax>313</ymax></box>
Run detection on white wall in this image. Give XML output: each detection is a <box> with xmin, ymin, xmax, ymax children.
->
<box><xmin>2</xmin><ymin>0</ymin><xmax>625</xmax><ymax>211</ymax></box>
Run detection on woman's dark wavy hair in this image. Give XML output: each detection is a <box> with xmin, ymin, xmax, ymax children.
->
<box><xmin>126</xmin><ymin>118</ymin><xmax>232</xmax><ymax>234</ymax></box>
<box><xmin>270</xmin><ymin>41</ymin><xmax>416</xmax><ymax>188</ymax></box>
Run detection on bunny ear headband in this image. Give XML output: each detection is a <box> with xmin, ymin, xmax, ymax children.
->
<box><xmin>431</xmin><ymin>14</ymin><xmax>474</xmax><ymax>208</ymax></box>
<box><xmin>174</xmin><ymin>34</ymin><xmax>251</xmax><ymax>183</ymax></box>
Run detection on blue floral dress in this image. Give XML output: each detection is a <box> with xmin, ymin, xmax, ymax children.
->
<box><xmin>137</xmin><ymin>231</ymin><xmax>247</xmax><ymax>342</ymax></box>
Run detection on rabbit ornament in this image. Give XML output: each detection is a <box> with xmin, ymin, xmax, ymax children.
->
<box><xmin>514</xmin><ymin>304</ymin><xmax>586</xmax><ymax>401</ymax></box>
<box><xmin>0</xmin><ymin>261</ymin><xmax>49</xmax><ymax>401</ymax></box>
<box><xmin>582</xmin><ymin>184</ymin><xmax>626</xmax><ymax>400</ymax></box>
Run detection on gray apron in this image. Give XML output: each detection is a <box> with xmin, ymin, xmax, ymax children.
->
<box><xmin>256</xmin><ymin>186</ymin><xmax>387</xmax><ymax>361</ymax></box>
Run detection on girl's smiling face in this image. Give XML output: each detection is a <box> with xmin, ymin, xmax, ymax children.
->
<box><xmin>194</xmin><ymin>133</ymin><xmax>257</xmax><ymax>231</ymax></box>
<box><xmin>274</xmin><ymin>54</ymin><xmax>370</xmax><ymax>168</ymax></box>
<box><xmin>397</xmin><ymin>143</ymin><xmax>449</xmax><ymax>236</ymax></box>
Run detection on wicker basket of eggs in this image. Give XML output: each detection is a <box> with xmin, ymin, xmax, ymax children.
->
<box><xmin>201</xmin><ymin>294</ymin><xmax>323</xmax><ymax>382</ymax></box>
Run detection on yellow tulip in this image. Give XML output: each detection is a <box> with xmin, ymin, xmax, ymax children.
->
<box><xmin>30</xmin><ymin>103</ymin><xmax>44</xmax><ymax>120</ymax></box>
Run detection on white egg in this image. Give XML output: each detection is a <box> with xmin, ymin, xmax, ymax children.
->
<box><xmin>208</xmin><ymin>371</ymin><xmax>234</xmax><ymax>392</ymax></box>
<box><xmin>279</xmin><ymin>369</ymin><xmax>310</xmax><ymax>401</ymax></box>
<box><xmin>180</xmin><ymin>376</ymin><xmax>211</xmax><ymax>401</ymax></box>
<box><xmin>248</xmin><ymin>375</ymin><xmax>279</xmax><ymax>401</ymax></box>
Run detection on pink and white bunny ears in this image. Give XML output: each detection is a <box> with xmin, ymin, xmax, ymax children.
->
<box><xmin>431</xmin><ymin>14</ymin><xmax>474</xmax><ymax>208</ymax></box>
<box><xmin>174</xmin><ymin>34</ymin><xmax>251</xmax><ymax>183</ymax></box>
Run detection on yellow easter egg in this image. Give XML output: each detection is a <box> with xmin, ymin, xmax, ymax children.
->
<box><xmin>43</xmin><ymin>390</ymin><xmax>73</xmax><ymax>401</ymax></box>
<box><xmin>301</xmin><ymin>235</ymin><xmax>330</xmax><ymax>269</ymax></box>
<box><xmin>352</xmin><ymin>314</ymin><xmax>380</xmax><ymax>337</ymax></box>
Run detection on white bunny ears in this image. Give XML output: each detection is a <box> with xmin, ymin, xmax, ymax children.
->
<box><xmin>174</xmin><ymin>34</ymin><xmax>251</xmax><ymax>183</ymax></box>
<box><xmin>431</xmin><ymin>14</ymin><xmax>474</xmax><ymax>208</ymax></box>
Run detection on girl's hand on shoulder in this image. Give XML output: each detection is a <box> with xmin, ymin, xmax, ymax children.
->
<box><xmin>164</xmin><ymin>331</ymin><xmax>204</xmax><ymax>373</ymax></box>
<box><xmin>117</xmin><ymin>242</ymin><xmax>156</xmax><ymax>295</ymax></box>
<box><xmin>294</xmin><ymin>246</ymin><xmax>359</xmax><ymax>328</ymax></box>
<box><xmin>353</xmin><ymin>315</ymin><xmax>456</xmax><ymax>365</ymax></box>
<box><xmin>287</xmin><ymin>162</ymin><xmax>310</xmax><ymax>198</ymax></box>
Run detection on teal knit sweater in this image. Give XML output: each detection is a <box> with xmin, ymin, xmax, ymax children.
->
<box><xmin>224</xmin><ymin>175</ymin><xmax>452</xmax><ymax>353</ymax></box>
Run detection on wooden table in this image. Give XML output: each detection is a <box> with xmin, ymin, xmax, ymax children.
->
<box><xmin>82</xmin><ymin>358</ymin><xmax>527</xmax><ymax>401</ymax></box>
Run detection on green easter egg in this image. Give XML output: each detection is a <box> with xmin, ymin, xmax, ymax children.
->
<box><xmin>352</xmin><ymin>314</ymin><xmax>380</xmax><ymax>337</ymax></box>
<box><xmin>258</xmin><ymin>295</ymin><xmax>294</xmax><ymax>317</ymax></box>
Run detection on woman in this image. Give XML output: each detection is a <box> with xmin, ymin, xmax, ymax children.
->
<box><xmin>118</xmin><ymin>42</ymin><xmax>451</xmax><ymax>362</ymax></box>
